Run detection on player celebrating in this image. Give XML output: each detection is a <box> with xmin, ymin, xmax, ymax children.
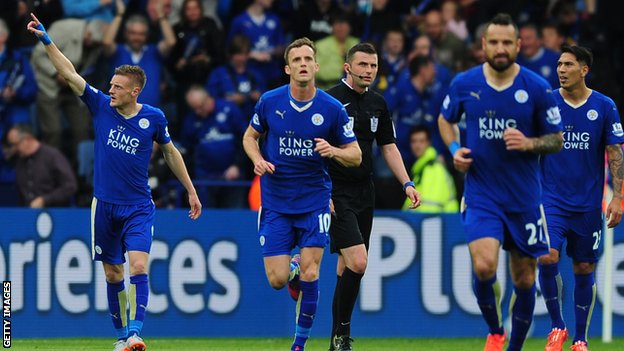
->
<box><xmin>438</xmin><ymin>13</ymin><xmax>563</xmax><ymax>351</ymax></box>
<box><xmin>325</xmin><ymin>42</ymin><xmax>420</xmax><ymax>351</ymax></box>
<box><xmin>538</xmin><ymin>45</ymin><xmax>624</xmax><ymax>351</ymax></box>
<box><xmin>27</xmin><ymin>13</ymin><xmax>201</xmax><ymax>351</ymax></box>
<box><xmin>242</xmin><ymin>37</ymin><xmax>361</xmax><ymax>351</ymax></box>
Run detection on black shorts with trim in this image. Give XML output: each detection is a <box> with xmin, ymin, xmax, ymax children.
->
<box><xmin>329</xmin><ymin>180</ymin><xmax>375</xmax><ymax>254</ymax></box>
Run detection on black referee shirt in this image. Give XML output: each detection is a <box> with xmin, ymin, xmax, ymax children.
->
<box><xmin>326</xmin><ymin>80</ymin><xmax>396</xmax><ymax>184</ymax></box>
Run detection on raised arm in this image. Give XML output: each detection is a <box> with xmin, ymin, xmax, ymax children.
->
<box><xmin>155</xmin><ymin>0</ymin><xmax>176</xmax><ymax>57</ymax></box>
<box><xmin>102</xmin><ymin>0</ymin><xmax>125</xmax><ymax>56</ymax></box>
<box><xmin>606</xmin><ymin>143</ymin><xmax>624</xmax><ymax>228</ymax></box>
<box><xmin>26</xmin><ymin>13</ymin><xmax>86</xmax><ymax>96</ymax></box>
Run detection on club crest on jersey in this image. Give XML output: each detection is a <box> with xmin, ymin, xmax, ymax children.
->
<box><xmin>586</xmin><ymin>109</ymin><xmax>598</xmax><ymax>121</ymax></box>
<box><xmin>139</xmin><ymin>118</ymin><xmax>150</xmax><ymax>129</ymax></box>
<box><xmin>311</xmin><ymin>113</ymin><xmax>324</xmax><ymax>126</ymax></box>
<box><xmin>370</xmin><ymin>116</ymin><xmax>378</xmax><ymax>132</ymax></box>
<box><xmin>514</xmin><ymin>89</ymin><xmax>529</xmax><ymax>104</ymax></box>
<box><xmin>612</xmin><ymin>122</ymin><xmax>624</xmax><ymax>137</ymax></box>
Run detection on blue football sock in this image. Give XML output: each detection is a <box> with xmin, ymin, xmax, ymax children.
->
<box><xmin>508</xmin><ymin>284</ymin><xmax>536</xmax><ymax>351</ymax></box>
<box><xmin>106</xmin><ymin>280</ymin><xmax>128</xmax><ymax>340</ymax></box>
<box><xmin>128</xmin><ymin>274</ymin><xmax>149</xmax><ymax>337</ymax></box>
<box><xmin>573</xmin><ymin>272</ymin><xmax>595</xmax><ymax>343</ymax></box>
<box><xmin>473</xmin><ymin>274</ymin><xmax>504</xmax><ymax>335</ymax></box>
<box><xmin>292</xmin><ymin>279</ymin><xmax>319</xmax><ymax>350</ymax></box>
<box><xmin>539</xmin><ymin>263</ymin><xmax>566</xmax><ymax>329</ymax></box>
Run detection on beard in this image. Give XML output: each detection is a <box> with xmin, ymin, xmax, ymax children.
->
<box><xmin>487</xmin><ymin>54</ymin><xmax>515</xmax><ymax>72</ymax></box>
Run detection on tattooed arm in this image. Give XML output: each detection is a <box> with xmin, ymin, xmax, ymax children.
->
<box><xmin>606</xmin><ymin>144</ymin><xmax>624</xmax><ymax>228</ymax></box>
<box><xmin>503</xmin><ymin>129</ymin><xmax>563</xmax><ymax>154</ymax></box>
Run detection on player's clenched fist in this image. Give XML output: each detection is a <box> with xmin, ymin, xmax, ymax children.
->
<box><xmin>254</xmin><ymin>159</ymin><xmax>275</xmax><ymax>176</ymax></box>
<box><xmin>314</xmin><ymin>138</ymin><xmax>334</xmax><ymax>158</ymax></box>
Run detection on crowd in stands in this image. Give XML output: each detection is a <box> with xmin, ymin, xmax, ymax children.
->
<box><xmin>0</xmin><ymin>0</ymin><xmax>621</xmax><ymax>211</ymax></box>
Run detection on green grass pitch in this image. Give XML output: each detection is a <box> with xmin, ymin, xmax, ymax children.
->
<box><xmin>8</xmin><ymin>337</ymin><xmax>624</xmax><ymax>350</ymax></box>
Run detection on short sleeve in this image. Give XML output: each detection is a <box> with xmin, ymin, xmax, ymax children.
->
<box><xmin>333</xmin><ymin>106</ymin><xmax>357</xmax><ymax>145</ymax></box>
<box><xmin>604</xmin><ymin>97</ymin><xmax>624</xmax><ymax>145</ymax></box>
<box><xmin>534</xmin><ymin>82</ymin><xmax>563</xmax><ymax>135</ymax></box>
<box><xmin>154</xmin><ymin>110</ymin><xmax>171</xmax><ymax>145</ymax></box>
<box><xmin>440</xmin><ymin>77</ymin><xmax>463</xmax><ymax>123</ymax></box>
<box><xmin>250</xmin><ymin>96</ymin><xmax>267</xmax><ymax>133</ymax></box>
<box><xmin>79</xmin><ymin>83</ymin><xmax>109</xmax><ymax>118</ymax></box>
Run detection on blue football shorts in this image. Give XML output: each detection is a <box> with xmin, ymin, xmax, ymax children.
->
<box><xmin>91</xmin><ymin>197</ymin><xmax>155</xmax><ymax>264</ymax></box>
<box><xmin>543</xmin><ymin>205</ymin><xmax>603</xmax><ymax>263</ymax></box>
<box><xmin>257</xmin><ymin>206</ymin><xmax>331</xmax><ymax>257</ymax></box>
<box><xmin>462</xmin><ymin>204</ymin><xmax>550</xmax><ymax>258</ymax></box>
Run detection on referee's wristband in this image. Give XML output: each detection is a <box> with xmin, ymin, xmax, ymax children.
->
<box><xmin>403</xmin><ymin>181</ymin><xmax>415</xmax><ymax>192</ymax></box>
<box><xmin>35</xmin><ymin>23</ymin><xmax>52</xmax><ymax>46</ymax></box>
<box><xmin>449</xmin><ymin>141</ymin><xmax>461</xmax><ymax>156</ymax></box>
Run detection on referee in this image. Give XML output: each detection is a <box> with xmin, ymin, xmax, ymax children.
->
<box><xmin>326</xmin><ymin>42</ymin><xmax>420</xmax><ymax>351</ymax></box>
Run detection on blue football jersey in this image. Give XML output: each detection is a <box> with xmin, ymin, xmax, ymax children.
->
<box><xmin>80</xmin><ymin>84</ymin><xmax>171</xmax><ymax>204</ymax></box>
<box><xmin>541</xmin><ymin>89</ymin><xmax>624</xmax><ymax>211</ymax></box>
<box><xmin>517</xmin><ymin>48</ymin><xmax>560</xmax><ymax>88</ymax></box>
<box><xmin>441</xmin><ymin>65</ymin><xmax>563</xmax><ymax>212</ymax></box>
<box><xmin>250</xmin><ymin>85</ymin><xmax>356</xmax><ymax>214</ymax></box>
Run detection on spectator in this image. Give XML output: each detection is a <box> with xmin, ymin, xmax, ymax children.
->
<box><xmin>169</xmin><ymin>0</ymin><xmax>221</xmax><ymax>28</ymax></box>
<box><xmin>541</xmin><ymin>22</ymin><xmax>566</xmax><ymax>52</ymax></box>
<box><xmin>31</xmin><ymin>18</ymin><xmax>106</xmax><ymax>164</ymax></box>
<box><xmin>385</xmin><ymin>56</ymin><xmax>442</xmax><ymax>167</ymax></box>
<box><xmin>170</xmin><ymin>0</ymin><xmax>223</xmax><ymax>87</ymax></box>
<box><xmin>359</xmin><ymin>0</ymin><xmax>402</xmax><ymax>47</ymax></box>
<box><xmin>169</xmin><ymin>0</ymin><xmax>223</xmax><ymax>130</ymax></box>
<box><xmin>6</xmin><ymin>124</ymin><xmax>77</xmax><ymax>208</ymax></box>
<box><xmin>227</xmin><ymin>0</ymin><xmax>286</xmax><ymax>89</ymax></box>
<box><xmin>315</xmin><ymin>13</ymin><xmax>359</xmax><ymax>90</ymax></box>
<box><xmin>377</xmin><ymin>28</ymin><xmax>407</xmax><ymax>93</ymax></box>
<box><xmin>1</xmin><ymin>0</ymin><xmax>63</xmax><ymax>51</ymax></box>
<box><xmin>407</xmin><ymin>34</ymin><xmax>453</xmax><ymax>86</ymax></box>
<box><xmin>422</xmin><ymin>8</ymin><xmax>467</xmax><ymax>72</ymax></box>
<box><xmin>441</xmin><ymin>0</ymin><xmax>468</xmax><ymax>41</ymax></box>
<box><xmin>517</xmin><ymin>23</ymin><xmax>560</xmax><ymax>88</ymax></box>
<box><xmin>375</xmin><ymin>55</ymin><xmax>441</xmax><ymax>209</ymax></box>
<box><xmin>103</xmin><ymin>0</ymin><xmax>177</xmax><ymax>107</ymax></box>
<box><xmin>205</xmin><ymin>35</ymin><xmax>265</xmax><ymax>119</ymax></box>
<box><xmin>181</xmin><ymin>85</ymin><xmax>248</xmax><ymax>208</ymax></box>
<box><xmin>62</xmin><ymin>0</ymin><xmax>115</xmax><ymax>22</ymax></box>
<box><xmin>402</xmin><ymin>125</ymin><xmax>458</xmax><ymax>212</ymax></box>
<box><xmin>0</xmin><ymin>18</ymin><xmax>36</xmax><ymax>139</ymax></box>
<box><xmin>292</xmin><ymin>0</ymin><xmax>340</xmax><ymax>41</ymax></box>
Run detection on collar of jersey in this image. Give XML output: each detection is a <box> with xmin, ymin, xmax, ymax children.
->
<box><xmin>288</xmin><ymin>87</ymin><xmax>315</xmax><ymax>112</ymax></box>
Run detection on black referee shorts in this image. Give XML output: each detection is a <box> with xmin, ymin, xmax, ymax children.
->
<box><xmin>329</xmin><ymin>180</ymin><xmax>375</xmax><ymax>254</ymax></box>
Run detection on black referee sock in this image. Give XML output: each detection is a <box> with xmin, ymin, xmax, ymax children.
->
<box><xmin>335</xmin><ymin>267</ymin><xmax>364</xmax><ymax>337</ymax></box>
<box><xmin>330</xmin><ymin>275</ymin><xmax>341</xmax><ymax>341</ymax></box>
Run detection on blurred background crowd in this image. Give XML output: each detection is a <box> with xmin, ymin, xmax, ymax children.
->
<box><xmin>0</xmin><ymin>0</ymin><xmax>621</xmax><ymax>211</ymax></box>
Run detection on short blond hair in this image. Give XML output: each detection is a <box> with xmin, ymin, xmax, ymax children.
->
<box><xmin>114</xmin><ymin>65</ymin><xmax>147</xmax><ymax>90</ymax></box>
<box><xmin>283</xmin><ymin>37</ymin><xmax>316</xmax><ymax>63</ymax></box>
